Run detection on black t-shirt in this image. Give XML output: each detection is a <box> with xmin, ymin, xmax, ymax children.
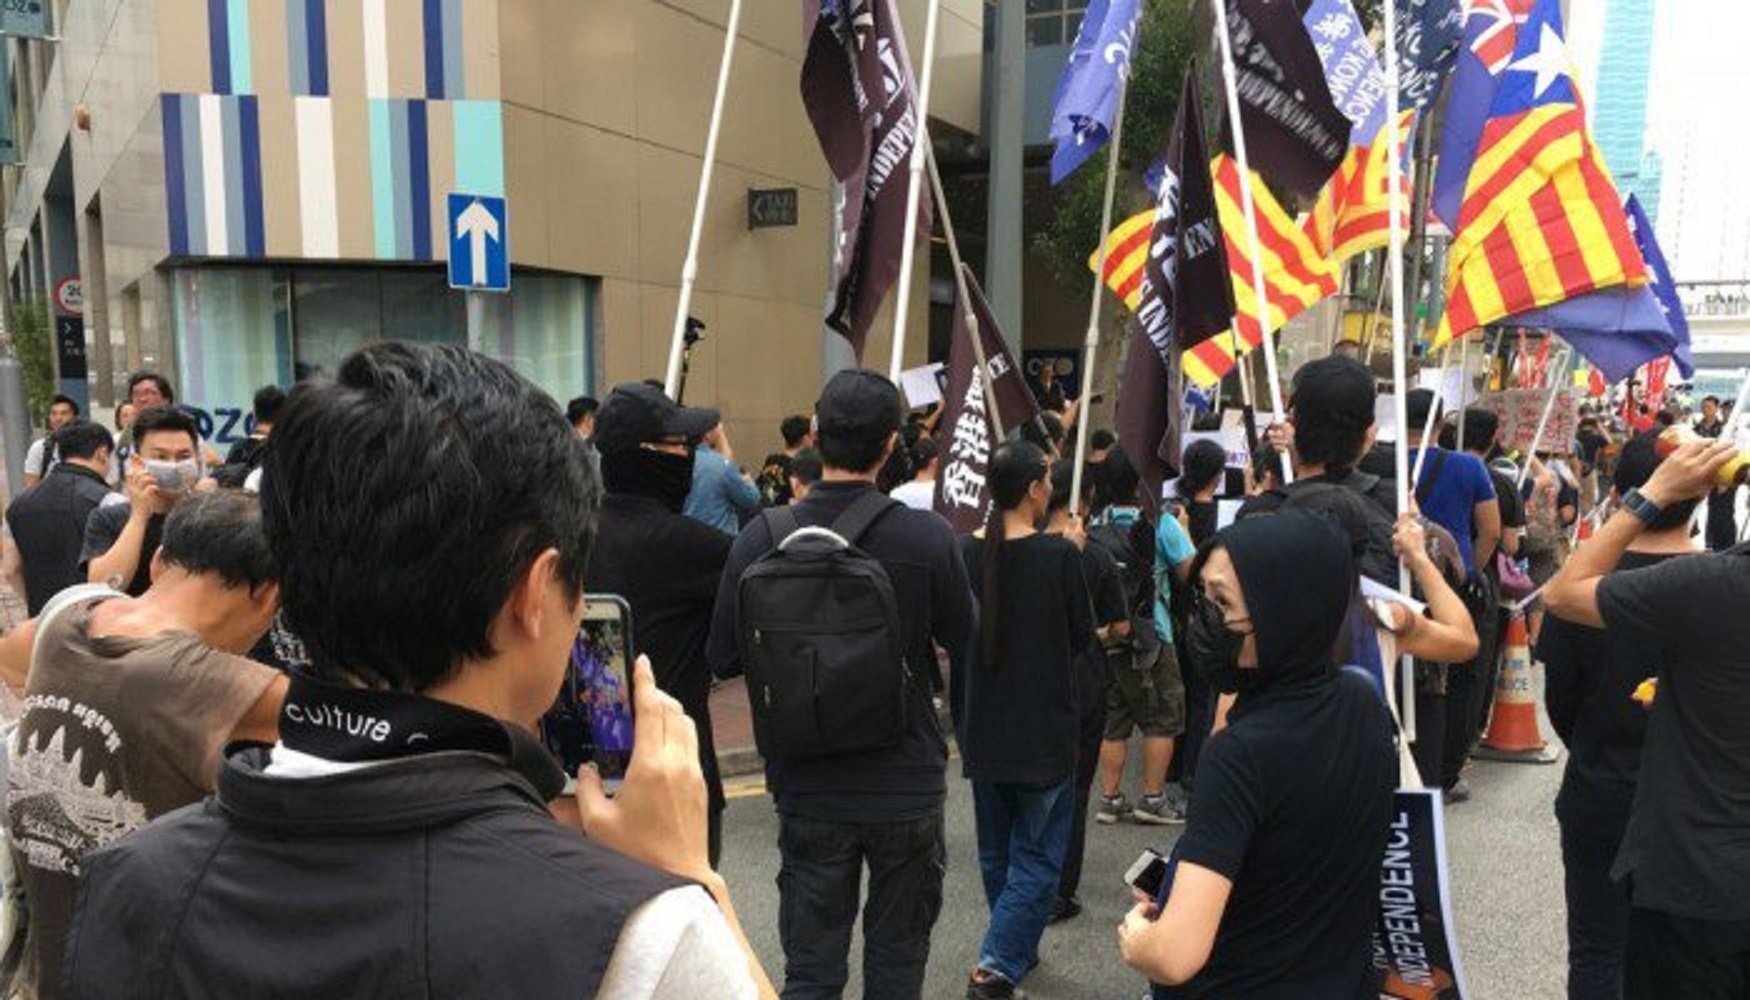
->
<box><xmin>1599</xmin><ymin>545</ymin><xmax>1750</xmax><ymax>919</ymax></box>
<box><xmin>1484</xmin><ymin>464</ymin><xmax>1526</xmax><ymax>531</ymax></box>
<box><xmin>79</xmin><ymin>502</ymin><xmax>165</xmax><ymax>598</ymax></box>
<box><xmin>1162</xmin><ymin>672</ymin><xmax>1396</xmax><ymax>1000</ymax></box>
<box><xmin>1540</xmin><ymin>551</ymin><xmax>1674</xmax><ymax>839</ymax></box>
<box><xmin>955</xmin><ymin>534</ymin><xmax>1094</xmax><ymax>786</ymax></box>
<box><xmin>1184</xmin><ymin>500</ymin><xmax>1220</xmax><ymax>549</ymax></box>
<box><xmin>1077</xmin><ymin>540</ymin><xmax>1128</xmax><ymax>720</ymax></box>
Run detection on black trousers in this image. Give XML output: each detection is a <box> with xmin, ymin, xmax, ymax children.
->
<box><xmin>1442</xmin><ymin>599</ymin><xmax>1501</xmax><ymax>789</ymax></box>
<box><xmin>776</xmin><ymin>810</ymin><xmax>946</xmax><ymax>1000</ymax></box>
<box><xmin>1058</xmin><ymin>703</ymin><xmax>1106</xmax><ymax>902</ymax></box>
<box><xmin>1562</xmin><ymin>822</ymin><xmax>1630</xmax><ymax>1000</ymax></box>
<box><xmin>1411</xmin><ymin>686</ymin><xmax>1446</xmax><ymax>791</ymax></box>
<box><xmin>1625</xmin><ymin>906</ymin><xmax>1750</xmax><ymax>1000</ymax></box>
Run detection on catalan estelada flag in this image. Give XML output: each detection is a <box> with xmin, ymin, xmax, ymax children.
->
<box><xmin>1304</xmin><ymin>110</ymin><xmax>1417</xmax><ymax>263</ymax></box>
<box><xmin>1089</xmin><ymin>209</ymin><xmax>1154</xmax><ymax>312</ymax></box>
<box><xmin>1433</xmin><ymin>0</ymin><xmax>1645</xmax><ymax>349</ymax></box>
<box><xmin>1183</xmin><ymin>155</ymin><xmax>1341</xmax><ymax>387</ymax></box>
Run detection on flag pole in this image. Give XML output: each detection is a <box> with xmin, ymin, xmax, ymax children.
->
<box><xmin>925</xmin><ymin>143</ymin><xmax>1006</xmax><ymax>440</ymax></box>
<box><xmin>1069</xmin><ymin>81</ymin><xmax>1134</xmax><ymax>516</ymax></box>
<box><xmin>1725</xmin><ymin>365</ymin><xmax>1750</xmax><ymax>438</ymax></box>
<box><xmin>1410</xmin><ymin>346</ymin><xmax>1455</xmax><ymax>484</ymax></box>
<box><xmin>665</xmin><ymin>0</ymin><xmax>744</xmax><ymax>398</ymax></box>
<box><xmin>1212</xmin><ymin>0</ymin><xmax>1290</xmax><ymax>483</ymax></box>
<box><xmin>887</xmin><ymin>0</ymin><xmax>945</xmax><ymax>382</ymax></box>
<box><xmin>1456</xmin><ymin>333</ymin><xmax>1472</xmax><ymax>451</ymax></box>
<box><xmin>1517</xmin><ymin>344</ymin><xmax>1573</xmax><ymax>488</ymax></box>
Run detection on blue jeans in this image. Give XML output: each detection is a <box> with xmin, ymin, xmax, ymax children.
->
<box><xmin>971</xmin><ymin>777</ymin><xmax>1076</xmax><ymax>984</ymax></box>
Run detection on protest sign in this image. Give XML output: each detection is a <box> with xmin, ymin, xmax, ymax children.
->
<box><xmin>1375</xmin><ymin>788</ymin><xmax>1469</xmax><ymax>1000</ymax></box>
<box><xmin>1478</xmin><ymin>389</ymin><xmax>1578</xmax><ymax>453</ymax></box>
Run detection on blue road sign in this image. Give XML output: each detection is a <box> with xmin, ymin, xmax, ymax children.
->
<box><xmin>447</xmin><ymin>193</ymin><xmax>509</xmax><ymax>292</ymax></box>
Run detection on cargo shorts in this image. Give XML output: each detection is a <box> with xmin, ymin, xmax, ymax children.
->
<box><xmin>1103</xmin><ymin>642</ymin><xmax>1186</xmax><ymax>741</ymax></box>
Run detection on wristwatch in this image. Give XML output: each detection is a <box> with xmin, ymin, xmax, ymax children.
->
<box><xmin>1621</xmin><ymin>488</ymin><xmax>1663</xmax><ymax>526</ymax></box>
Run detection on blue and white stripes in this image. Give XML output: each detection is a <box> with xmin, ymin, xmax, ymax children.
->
<box><xmin>424</xmin><ymin>0</ymin><xmax>466</xmax><ymax>99</ymax></box>
<box><xmin>206</xmin><ymin>0</ymin><xmax>253</xmax><ymax>95</ymax></box>
<box><xmin>163</xmin><ymin>94</ymin><xmax>265</xmax><ymax>258</ymax></box>
<box><xmin>369</xmin><ymin>100</ymin><xmax>433</xmax><ymax>260</ymax></box>
<box><xmin>286</xmin><ymin>0</ymin><xmax>329</xmax><ymax>97</ymax></box>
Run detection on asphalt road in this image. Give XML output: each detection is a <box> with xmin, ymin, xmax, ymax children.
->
<box><xmin>719</xmin><ymin>730</ymin><xmax>1569</xmax><ymax>999</ymax></box>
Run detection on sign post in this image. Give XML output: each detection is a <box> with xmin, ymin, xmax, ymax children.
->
<box><xmin>447</xmin><ymin>193</ymin><xmax>510</xmax><ymax>352</ymax></box>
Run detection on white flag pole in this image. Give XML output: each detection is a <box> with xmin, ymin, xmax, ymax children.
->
<box><xmin>665</xmin><ymin>0</ymin><xmax>744</xmax><ymax>398</ymax></box>
<box><xmin>1212</xmin><ymin>0</ymin><xmax>1291</xmax><ymax>483</ymax></box>
<box><xmin>887</xmin><ymin>0</ymin><xmax>945</xmax><ymax>382</ymax></box>
<box><xmin>1725</xmin><ymin>365</ymin><xmax>1750</xmax><ymax>438</ymax></box>
<box><xmin>1410</xmin><ymin>346</ymin><xmax>1455</xmax><ymax>484</ymax></box>
<box><xmin>1069</xmin><ymin>72</ymin><xmax>1135</xmax><ymax>515</ymax></box>
<box><xmin>926</xmin><ymin>144</ymin><xmax>1006</xmax><ymax>440</ymax></box>
<box><xmin>1455</xmin><ymin>333</ymin><xmax>1472</xmax><ymax>451</ymax></box>
<box><xmin>1378</xmin><ymin>0</ymin><xmax>1416</xmax><ymax>742</ymax></box>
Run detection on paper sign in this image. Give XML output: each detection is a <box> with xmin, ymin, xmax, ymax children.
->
<box><xmin>1217</xmin><ymin>499</ymin><xmax>1243</xmax><ymax>531</ymax></box>
<box><xmin>1477</xmin><ymin>389</ymin><xmax>1578</xmax><ymax>454</ymax></box>
<box><xmin>1374</xmin><ymin>789</ymin><xmax>1470</xmax><ymax>999</ymax></box>
<box><xmin>1376</xmin><ymin>393</ymin><xmax>1398</xmax><ymax>443</ymax></box>
<box><xmin>1416</xmin><ymin>366</ymin><xmax>1477</xmax><ymax>411</ymax></box>
<box><xmin>1361</xmin><ymin>575</ymin><xmax>1427</xmax><ymax>617</ymax></box>
<box><xmin>899</xmin><ymin>363</ymin><xmax>945</xmax><ymax>409</ymax></box>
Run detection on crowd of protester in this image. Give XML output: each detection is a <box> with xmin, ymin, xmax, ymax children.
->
<box><xmin>0</xmin><ymin>341</ymin><xmax>1740</xmax><ymax>1000</ymax></box>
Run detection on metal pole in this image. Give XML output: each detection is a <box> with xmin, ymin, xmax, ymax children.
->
<box><xmin>1517</xmin><ymin>345</ymin><xmax>1573</xmax><ymax>488</ymax></box>
<box><xmin>1212</xmin><ymin>0</ymin><xmax>1290</xmax><ymax>482</ymax></box>
<box><xmin>926</xmin><ymin>147</ymin><xmax>1005</xmax><ymax>440</ymax></box>
<box><xmin>0</xmin><ymin>358</ymin><xmax>27</xmax><ymax>501</ymax></box>
<box><xmin>466</xmin><ymin>291</ymin><xmax>484</xmax><ymax>352</ymax></box>
<box><xmin>887</xmin><ymin>0</ymin><xmax>945</xmax><ymax>382</ymax></box>
<box><xmin>1068</xmin><ymin>69</ymin><xmax>1135</xmax><ymax>515</ymax></box>
<box><xmin>665</xmin><ymin>0</ymin><xmax>744</xmax><ymax>398</ymax></box>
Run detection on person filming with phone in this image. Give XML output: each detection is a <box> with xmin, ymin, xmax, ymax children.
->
<box><xmin>81</xmin><ymin>405</ymin><xmax>213</xmax><ymax>597</ymax></box>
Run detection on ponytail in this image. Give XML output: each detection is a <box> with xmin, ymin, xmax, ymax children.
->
<box><xmin>980</xmin><ymin>496</ymin><xmax>1006</xmax><ymax>669</ymax></box>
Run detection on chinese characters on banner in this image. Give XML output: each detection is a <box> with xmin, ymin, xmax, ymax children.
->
<box><xmin>1478</xmin><ymin>389</ymin><xmax>1579</xmax><ymax>454</ymax></box>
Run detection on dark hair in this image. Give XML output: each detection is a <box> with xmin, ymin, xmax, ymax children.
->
<box><xmin>566</xmin><ymin>396</ymin><xmax>599</xmax><ymax>427</ymax></box>
<box><xmin>981</xmin><ymin>440</ymin><xmax>1050</xmax><ymax>670</ymax></box>
<box><xmin>908</xmin><ymin>435</ymin><xmax>939</xmax><ymax>472</ymax></box>
<box><xmin>817</xmin><ymin>418</ymin><xmax>894</xmax><ymax>474</ymax></box>
<box><xmin>1460</xmin><ymin>407</ymin><xmax>1499</xmax><ymax>451</ymax></box>
<box><xmin>1090</xmin><ymin>428</ymin><xmax>1116</xmax><ymax>452</ymax></box>
<box><xmin>1101</xmin><ymin>446</ymin><xmax>1142</xmax><ymax>507</ymax></box>
<box><xmin>1405</xmin><ymin>389</ymin><xmax>1441</xmax><ymax>439</ymax></box>
<box><xmin>51</xmin><ymin>419</ymin><xmax>114</xmax><ymax>461</ymax></box>
<box><xmin>780</xmin><ymin>415</ymin><xmax>812</xmax><ymax>448</ymax></box>
<box><xmin>253</xmin><ymin>385</ymin><xmax>288</xmax><ymax>425</ymax></box>
<box><xmin>1613</xmin><ymin>432</ymin><xmax>1701</xmax><ymax>530</ymax></box>
<box><xmin>1654</xmin><ymin>410</ymin><xmax>1675</xmax><ymax>428</ymax></box>
<box><xmin>1702</xmin><ymin>395</ymin><xmax>1721</xmax><ymax>406</ymax></box>
<box><xmin>1178</xmin><ymin>439</ymin><xmax>1226</xmax><ymax>499</ymax></box>
<box><xmin>1252</xmin><ymin>443</ymin><xmax>1281</xmax><ymax>488</ymax></box>
<box><xmin>1290</xmin><ymin>359</ymin><xmax>1376</xmax><ymax>472</ymax></box>
<box><xmin>131</xmin><ymin>405</ymin><xmax>200</xmax><ymax>451</ymax></box>
<box><xmin>1048</xmin><ymin>459</ymin><xmax>1076</xmax><ymax>514</ymax></box>
<box><xmin>48</xmin><ymin>393</ymin><xmax>79</xmax><ymax>416</ymax></box>
<box><xmin>127</xmin><ymin>371</ymin><xmax>175</xmax><ymax>404</ymax></box>
<box><xmin>261</xmin><ymin>343</ymin><xmax>598</xmax><ymax>692</ymax></box>
<box><xmin>791</xmin><ymin>448</ymin><xmax>823</xmax><ymax>487</ymax></box>
<box><xmin>159</xmin><ymin>489</ymin><xmax>277</xmax><ymax>591</ymax></box>
<box><xmin>1040</xmin><ymin>411</ymin><xmax>1066</xmax><ymax>448</ymax></box>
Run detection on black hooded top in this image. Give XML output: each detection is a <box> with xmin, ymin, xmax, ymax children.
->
<box><xmin>1159</xmin><ymin>511</ymin><xmax>1397</xmax><ymax>1000</ymax></box>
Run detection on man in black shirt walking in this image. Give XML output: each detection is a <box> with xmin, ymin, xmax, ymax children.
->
<box><xmin>1547</xmin><ymin>435</ymin><xmax>1750</xmax><ymax>1000</ymax></box>
<box><xmin>1541</xmin><ymin>433</ymin><xmax>1703</xmax><ymax>1000</ymax></box>
<box><xmin>587</xmin><ymin>382</ymin><xmax>733</xmax><ymax>863</ymax></box>
<box><xmin>709</xmin><ymin>370</ymin><xmax>975</xmax><ymax>999</ymax></box>
<box><xmin>6</xmin><ymin>421</ymin><xmax>115</xmax><ymax>615</ymax></box>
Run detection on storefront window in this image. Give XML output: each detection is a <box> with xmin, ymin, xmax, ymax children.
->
<box><xmin>172</xmin><ymin>265</ymin><xmax>595</xmax><ymax>446</ymax></box>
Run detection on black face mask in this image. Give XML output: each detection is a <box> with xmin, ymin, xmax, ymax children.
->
<box><xmin>601</xmin><ymin>447</ymin><xmax>696</xmax><ymax>513</ymax></box>
<box><xmin>1187</xmin><ymin>595</ymin><xmax>1256</xmax><ymax>695</ymax></box>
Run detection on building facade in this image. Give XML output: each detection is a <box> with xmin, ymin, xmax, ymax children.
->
<box><xmin>4</xmin><ymin>0</ymin><xmax>984</xmax><ymax>453</ymax></box>
<box><xmin>1591</xmin><ymin>0</ymin><xmax>1660</xmax><ymax>223</ymax></box>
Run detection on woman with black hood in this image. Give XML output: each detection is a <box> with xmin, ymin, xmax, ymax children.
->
<box><xmin>1117</xmin><ymin>509</ymin><xmax>1397</xmax><ymax>998</ymax></box>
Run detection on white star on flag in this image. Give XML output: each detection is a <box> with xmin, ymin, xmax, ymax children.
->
<box><xmin>1508</xmin><ymin>23</ymin><xmax>1569</xmax><ymax>100</ymax></box>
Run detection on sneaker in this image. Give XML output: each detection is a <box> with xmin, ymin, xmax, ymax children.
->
<box><xmin>1133</xmin><ymin>793</ymin><xmax>1187</xmax><ymax>826</ymax></box>
<box><xmin>966</xmin><ymin>969</ymin><xmax>1022</xmax><ymax>999</ymax></box>
<box><xmin>1048</xmin><ymin>896</ymin><xmax>1083</xmax><ymax>924</ymax></box>
<box><xmin>1095</xmin><ymin>794</ymin><xmax>1132</xmax><ymax>825</ymax></box>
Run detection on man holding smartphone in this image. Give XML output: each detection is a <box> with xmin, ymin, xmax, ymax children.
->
<box><xmin>80</xmin><ymin>406</ymin><xmax>210</xmax><ymax>597</ymax></box>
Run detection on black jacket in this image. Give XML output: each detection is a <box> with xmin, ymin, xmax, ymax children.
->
<box><xmin>64</xmin><ymin>729</ymin><xmax>686</xmax><ymax>999</ymax></box>
<box><xmin>5</xmin><ymin>463</ymin><xmax>112</xmax><ymax>615</ymax></box>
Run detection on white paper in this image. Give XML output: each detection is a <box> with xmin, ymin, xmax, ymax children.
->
<box><xmin>1217</xmin><ymin>499</ymin><xmax>1243</xmax><ymax>531</ymax></box>
<box><xmin>1375</xmin><ymin>393</ymin><xmax>1398</xmax><ymax>443</ymax></box>
<box><xmin>1360</xmin><ymin>575</ymin><xmax>1426</xmax><ymax>617</ymax></box>
<box><xmin>1417</xmin><ymin>367</ymin><xmax>1477</xmax><ymax>411</ymax></box>
<box><xmin>898</xmin><ymin>363</ymin><xmax>945</xmax><ymax>409</ymax></box>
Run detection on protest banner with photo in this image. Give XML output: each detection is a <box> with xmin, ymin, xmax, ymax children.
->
<box><xmin>1478</xmin><ymin>388</ymin><xmax>1578</xmax><ymax>453</ymax></box>
<box><xmin>1375</xmin><ymin>788</ymin><xmax>1469</xmax><ymax>1000</ymax></box>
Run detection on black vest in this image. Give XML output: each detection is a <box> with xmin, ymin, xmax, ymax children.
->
<box><xmin>5</xmin><ymin>463</ymin><xmax>112</xmax><ymax>615</ymax></box>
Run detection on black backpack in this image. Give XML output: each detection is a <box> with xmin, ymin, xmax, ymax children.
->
<box><xmin>734</xmin><ymin>492</ymin><xmax>908</xmax><ymax>760</ymax></box>
<box><xmin>1087</xmin><ymin>511</ymin><xmax>1162</xmax><ymax>661</ymax></box>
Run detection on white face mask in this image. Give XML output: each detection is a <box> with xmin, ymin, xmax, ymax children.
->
<box><xmin>144</xmin><ymin>457</ymin><xmax>202</xmax><ymax>493</ymax></box>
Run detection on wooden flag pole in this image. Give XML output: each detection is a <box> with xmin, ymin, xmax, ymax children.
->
<box><xmin>926</xmin><ymin>143</ymin><xmax>1006</xmax><ymax>440</ymax></box>
<box><xmin>665</xmin><ymin>0</ymin><xmax>744</xmax><ymax>398</ymax></box>
<box><xmin>1068</xmin><ymin>72</ymin><xmax>1135</xmax><ymax>516</ymax></box>
<box><xmin>1212</xmin><ymin>0</ymin><xmax>1290</xmax><ymax>483</ymax></box>
<box><xmin>887</xmin><ymin>0</ymin><xmax>945</xmax><ymax>382</ymax></box>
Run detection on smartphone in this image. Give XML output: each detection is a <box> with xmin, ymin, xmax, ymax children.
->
<box><xmin>539</xmin><ymin>595</ymin><xmax>636</xmax><ymax>793</ymax></box>
<box><xmin>1125</xmin><ymin>848</ymin><xmax>1169</xmax><ymax>899</ymax></box>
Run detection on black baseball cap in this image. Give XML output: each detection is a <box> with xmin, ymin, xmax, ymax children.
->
<box><xmin>816</xmin><ymin>370</ymin><xmax>904</xmax><ymax>441</ymax></box>
<box><xmin>591</xmin><ymin>382</ymin><xmax>720</xmax><ymax>455</ymax></box>
<box><xmin>1290</xmin><ymin>355</ymin><xmax>1376</xmax><ymax>429</ymax></box>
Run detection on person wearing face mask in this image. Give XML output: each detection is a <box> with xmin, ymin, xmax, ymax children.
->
<box><xmin>80</xmin><ymin>405</ymin><xmax>212</xmax><ymax>598</ymax></box>
<box><xmin>1118</xmin><ymin>510</ymin><xmax>1397</xmax><ymax>998</ymax></box>
<box><xmin>955</xmin><ymin>442</ymin><xmax>1095</xmax><ymax>998</ymax></box>
<box><xmin>586</xmin><ymin>382</ymin><xmax>733</xmax><ymax>863</ymax></box>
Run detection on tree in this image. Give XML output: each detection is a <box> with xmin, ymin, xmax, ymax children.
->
<box><xmin>10</xmin><ymin>301</ymin><xmax>57</xmax><ymax>424</ymax></box>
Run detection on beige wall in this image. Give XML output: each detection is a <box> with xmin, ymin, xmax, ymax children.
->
<box><xmin>500</xmin><ymin>0</ymin><xmax>977</xmax><ymax>459</ymax></box>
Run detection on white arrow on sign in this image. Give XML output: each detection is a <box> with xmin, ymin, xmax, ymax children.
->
<box><xmin>456</xmin><ymin>199</ymin><xmax>501</xmax><ymax>285</ymax></box>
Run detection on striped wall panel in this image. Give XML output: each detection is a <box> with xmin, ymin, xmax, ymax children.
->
<box><xmin>286</xmin><ymin>0</ymin><xmax>329</xmax><ymax>97</ymax></box>
<box><xmin>163</xmin><ymin>94</ymin><xmax>265</xmax><ymax>257</ymax></box>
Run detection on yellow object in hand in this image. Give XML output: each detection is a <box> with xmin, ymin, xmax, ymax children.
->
<box><xmin>1632</xmin><ymin>679</ymin><xmax>1658</xmax><ymax>708</ymax></box>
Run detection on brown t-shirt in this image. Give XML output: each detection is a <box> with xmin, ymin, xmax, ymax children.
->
<box><xmin>6</xmin><ymin>596</ymin><xmax>276</xmax><ymax>999</ymax></box>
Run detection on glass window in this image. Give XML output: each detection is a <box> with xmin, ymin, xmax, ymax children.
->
<box><xmin>1025</xmin><ymin>1</ymin><xmax>1088</xmax><ymax>48</ymax></box>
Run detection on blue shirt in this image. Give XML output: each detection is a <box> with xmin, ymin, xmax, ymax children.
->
<box><xmin>1408</xmin><ymin>446</ymin><xmax>1496</xmax><ymax>571</ymax></box>
<box><xmin>684</xmin><ymin>445</ymin><xmax>761</xmax><ymax>535</ymax></box>
<box><xmin>1097</xmin><ymin>507</ymin><xmax>1196</xmax><ymax>643</ymax></box>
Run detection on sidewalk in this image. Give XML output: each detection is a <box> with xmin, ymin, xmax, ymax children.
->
<box><xmin>709</xmin><ymin>677</ymin><xmax>763</xmax><ymax>778</ymax></box>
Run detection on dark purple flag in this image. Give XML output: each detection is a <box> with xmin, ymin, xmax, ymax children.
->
<box><xmin>1220</xmin><ymin>0</ymin><xmax>1352</xmax><ymax>202</ymax></box>
<box><xmin>933</xmin><ymin>266</ymin><xmax>1040</xmax><ymax>533</ymax></box>
<box><xmin>1114</xmin><ymin>316</ymin><xmax>1185</xmax><ymax>513</ymax></box>
<box><xmin>802</xmin><ymin>0</ymin><xmax>931</xmax><ymax>358</ymax></box>
<box><xmin>1140</xmin><ymin>69</ymin><xmax>1234</xmax><ymax>358</ymax></box>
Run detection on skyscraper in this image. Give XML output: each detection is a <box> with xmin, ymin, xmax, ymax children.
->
<box><xmin>1592</xmin><ymin>0</ymin><xmax>1661</xmax><ymax>221</ymax></box>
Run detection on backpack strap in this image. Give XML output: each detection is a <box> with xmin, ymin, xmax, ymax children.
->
<box><xmin>1414</xmin><ymin>449</ymin><xmax>1448</xmax><ymax>507</ymax></box>
<box><xmin>762</xmin><ymin>506</ymin><xmax>803</xmax><ymax>549</ymax></box>
<box><xmin>830</xmin><ymin>490</ymin><xmax>899</xmax><ymax>548</ymax></box>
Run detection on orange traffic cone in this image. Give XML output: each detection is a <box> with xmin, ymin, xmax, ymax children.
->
<box><xmin>1475</xmin><ymin>612</ymin><xmax>1561</xmax><ymax>764</ymax></box>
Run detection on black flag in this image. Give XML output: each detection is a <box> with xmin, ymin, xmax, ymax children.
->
<box><xmin>1114</xmin><ymin>318</ymin><xmax>1185</xmax><ymax>512</ymax></box>
<box><xmin>933</xmin><ymin>265</ymin><xmax>1040</xmax><ymax>534</ymax></box>
<box><xmin>1140</xmin><ymin>68</ymin><xmax>1234</xmax><ymax>357</ymax></box>
<box><xmin>801</xmin><ymin>0</ymin><xmax>931</xmax><ymax>358</ymax></box>
<box><xmin>1220</xmin><ymin>0</ymin><xmax>1352</xmax><ymax>202</ymax></box>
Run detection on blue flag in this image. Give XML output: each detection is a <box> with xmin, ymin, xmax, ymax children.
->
<box><xmin>1303</xmin><ymin>0</ymin><xmax>1387</xmax><ymax>142</ymax></box>
<box><xmin>1625</xmin><ymin>194</ymin><xmax>1693</xmax><ymax>378</ymax></box>
<box><xmin>1048</xmin><ymin>0</ymin><xmax>1142</xmax><ymax>185</ymax></box>
<box><xmin>1395</xmin><ymin>0</ymin><xmax>1464</xmax><ymax>111</ymax></box>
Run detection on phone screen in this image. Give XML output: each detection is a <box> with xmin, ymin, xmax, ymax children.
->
<box><xmin>1125</xmin><ymin>848</ymin><xmax>1169</xmax><ymax>899</ymax></box>
<box><xmin>539</xmin><ymin>596</ymin><xmax>635</xmax><ymax>792</ymax></box>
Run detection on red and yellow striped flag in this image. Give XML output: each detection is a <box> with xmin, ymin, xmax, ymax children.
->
<box><xmin>1304</xmin><ymin>110</ymin><xmax>1417</xmax><ymax>263</ymax></box>
<box><xmin>1184</xmin><ymin>155</ymin><xmax>1340</xmax><ymax>387</ymax></box>
<box><xmin>1089</xmin><ymin>209</ymin><xmax>1154</xmax><ymax>311</ymax></box>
